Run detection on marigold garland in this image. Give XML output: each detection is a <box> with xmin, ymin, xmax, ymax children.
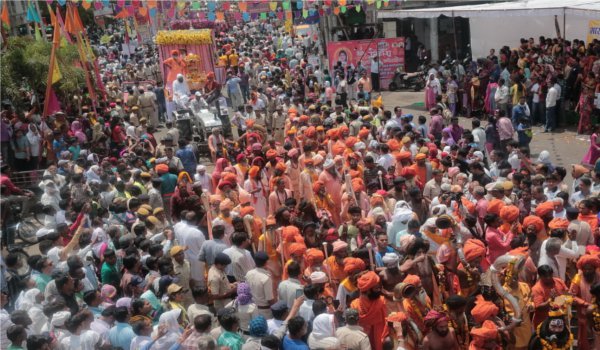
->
<box><xmin>593</xmin><ymin>303</ymin><xmax>600</xmax><ymax>332</ymax></box>
<box><xmin>155</xmin><ymin>30</ymin><xmax>213</xmax><ymax>45</ymax></box>
<box><xmin>535</xmin><ymin>322</ymin><xmax>573</xmax><ymax>350</ymax></box>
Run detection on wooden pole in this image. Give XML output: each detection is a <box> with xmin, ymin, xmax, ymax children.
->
<box><xmin>42</xmin><ymin>8</ymin><xmax>60</xmax><ymax>117</ymax></box>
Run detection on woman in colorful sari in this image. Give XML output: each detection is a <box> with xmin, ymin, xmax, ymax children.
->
<box><xmin>425</xmin><ymin>73</ymin><xmax>440</xmax><ymax>110</ymax></box>
<box><xmin>582</xmin><ymin>124</ymin><xmax>600</xmax><ymax>167</ymax></box>
<box><xmin>244</xmin><ymin>165</ymin><xmax>268</xmax><ymax>218</ymax></box>
<box><xmin>576</xmin><ymin>73</ymin><xmax>596</xmax><ymax>135</ymax></box>
<box><xmin>211</xmin><ymin>157</ymin><xmax>229</xmax><ymax>190</ymax></box>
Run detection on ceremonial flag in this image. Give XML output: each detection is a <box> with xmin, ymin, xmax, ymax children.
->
<box><xmin>34</xmin><ymin>23</ymin><xmax>42</xmax><ymax>41</ymax></box>
<box><xmin>26</xmin><ymin>1</ymin><xmax>41</xmax><ymax>23</ymax></box>
<box><xmin>52</xmin><ymin>59</ymin><xmax>62</xmax><ymax>84</ymax></box>
<box><xmin>1</xmin><ymin>3</ymin><xmax>10</xmax><ymax>28</ymax></box>
<box><xmin>55</xmin><ymin>6</ymin><xmax>73</xmax><ymax>44</ymax></box>
<box><xmin>43</xmin><ymin>10</ymin><xmax>62</xmax><ymax>117</ymax></box>
<box><xmin>47</xmin><ymin>4</ymin><xmax>56</xmax><ymax>25</ymax></box>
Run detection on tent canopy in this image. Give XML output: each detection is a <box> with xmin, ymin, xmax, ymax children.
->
<box><xmin>378</xmin><ymin>0</ymin><xmax>600</xmax><ymax>19</ymax></box>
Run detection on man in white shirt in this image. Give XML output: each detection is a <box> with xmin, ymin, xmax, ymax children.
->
<box><xmin>494</xmin><ymin>78</ymin><xmax>510</xmax><ymax>117</ymax></box>
<box><xmin>222</xmin><ymin>231</ymin><xmax>255</xmax><ymax>282</ymax></box>
<box><xmin>538</xmin><ymin>236</ymin><xmax>578</xmax><ymax>280</ymax></box>
<box><xmin>530</xmin><ymin>77</ymin><xmax>542</xmax><ymax>125</ymax></box>
<box><xmin>376</xmin><ymin>144</ymin><xmax>394</xmax><ymax>171</ymax></box>
<box><xmin>178</xmin><ymin>212</ymin><xmax>206</xmax><ymax>288</ymax></box>
<box><xmin>172</xmin><ymin>74</ymin><xmax>190</xmax><ymax>108</ymax></box>
<box><xmin>370</xmin><ymin>57</ymin><xmax>380</xmax><ymax>92</ymax></box>
<box><xmin>570</xmin><ymin>177</ymin><xmax>592</xmax><ymax>207</ymax></box>
<box><xmin>544</xmin><ymin>76</ymin><xmax>559</xmax><ymax>132</ymax></box>
<box><xmin>298</xmin><ymin>284</ymin><xmax>318</xmax><ymax>323</ymax></box>
<box><xmin>277</xmin><ymin>261</ymin><xmax>303</xmax><ymax>308</ymax></box>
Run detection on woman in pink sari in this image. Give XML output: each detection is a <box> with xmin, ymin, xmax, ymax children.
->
<box><xmin>582</xmin><ymin>124</ymin><xmax>600</xmax><ymax>167</ymax></box>
<box><xmin>211</xmin><ymin>157</ymin><xmax>230</xmax><ymax>190</ymax></box>
<box><xmin>577</xmin><ymin>74</ymin><xmax>596</xmax><ymax>135</ymax></box>
<box><xmin>424</xmin><ymin>73</ymin><xmax>440</xmax><ymax>110</ymax></box>
<box><xmin>484</xmin><ymin>77</ymin><xmax>498</xmax><ymax>113</ymax></box>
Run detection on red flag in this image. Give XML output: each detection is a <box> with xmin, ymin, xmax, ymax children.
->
<box><xmin>46</xmin><ymin>88</ymin><xmax>61</xmax><ymax>116</ymax></box>
<box><xmin>1</xmin><ymin>3</ymin><xmax>10</xmax><ymax>28</ymax></box>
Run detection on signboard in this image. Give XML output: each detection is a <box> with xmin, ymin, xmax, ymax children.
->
<box><xmin>307</xmin><ymin>55</ymin><xmax>321</xmax><ymax>69</ymax></box>
<box><xmin>245</xmin><ymin>1</ymin><xmax>271</xmax><ymax>14</ymax></box>
<box><xmin>326</xmin><ymin>37</ymin><xmax>405</xmax><ymax>90</ymax></box>
<box><xmin>587</xmin><ymin>20</ymin><xmax>600</xmax><ymax>44</ymax></box>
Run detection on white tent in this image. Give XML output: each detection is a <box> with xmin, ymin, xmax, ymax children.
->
<box><xmin>378</xmin><ymin>0</ymin><xmax>600</xmax><ymax>59</ymax></box>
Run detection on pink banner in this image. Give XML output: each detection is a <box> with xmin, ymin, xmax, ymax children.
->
<box><xmin>157</xmin><ymin>43</ymin><xmax>217</xmax><ymax>90</ymax></box>
<box><xmin>326</xmin><ymin>37</ymin><xmax>405</xmax><ymax>90</ymax></box>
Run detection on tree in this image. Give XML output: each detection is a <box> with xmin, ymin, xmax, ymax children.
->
<box><xmin>0</xmin><ymin>36</ymin><xmax>86</xmax><ymax>112</ymax></box>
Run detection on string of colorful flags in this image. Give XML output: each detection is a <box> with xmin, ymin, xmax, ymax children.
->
<box><xmin>8</xmin><ymin>0</ymin><xmax>391</xmax><ymax>28</ymax></box>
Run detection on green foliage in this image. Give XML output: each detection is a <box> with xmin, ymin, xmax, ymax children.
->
<box><xmin>1</xmin><ymin>36</ymin><xmax>86</xmax><ymax>111</ymax></box>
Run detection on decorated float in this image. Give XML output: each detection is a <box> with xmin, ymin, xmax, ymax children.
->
<box><xmin>155</xmin><ymin>29</ymin><xmax>219</xmax><ymax>95</ymax></box>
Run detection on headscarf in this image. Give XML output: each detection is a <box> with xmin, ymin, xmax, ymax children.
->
<box><xmin>487</xmin><ymin>199</ymin><xmax>505</xmax><ymax>215</ymax></box>
<box><xmin>470</xmin><ymin>320</ymin><xmax>499</xmax><ymax>345</ymax></box>
<box><xmin>357</xmin><ymin>271</ymin><xmax>381</xmax><ymax>292</ymax></box>
<box><xmin>382</xmin><ymin>253</ymin><xmax>400</xmax><ymax>268</ymax></box>
<box><xmin>548</xmin><ymin>218</ymin><xmax>570</xmax><ymax>230</ymax></box>
<box><xmin>535</xmin><ymin>201</ymin><xmax>555</xmax><ymax>217</ymax></box>
<box><xmin>249</xmin><ymin>316</ymin><xmax>268</xmax><ymax>337</ymax></box>
<box><xmin>523</xmin><ymin>215</ymin><xmax>545</xmax><ymax>233</ymax></box>
<box><xmin>305</xmin><ymin>248</ymin><xmax>324</xmax><ymax>265</ymax></box>
<box><xmin>423</xmin><ymin>310</ymin><xmax>449</xmax><ymax>328</ymax></box>
<box><xmin>18</xmin><ymin>288</ymin><xmax>41</xmax><ymax>311</ymax></box>
<box><xmin>236</xmin><ymin>282</ymin><xmax>252</xmax><ymax>305</ymax></box>
<box><xmin>289</xmin><ymin>243</ymin><xmax>307</xmax><ymax>257</ymax></box>
<box><xmin>219</xmin><ymin>199</ymin><xmax>234</xmax><ymax>211</ymax></box>
<box><xmin>154</xmin><ymin>309</ymin><xmax>182</xmax><ymax>350</ymax></box>
<box><xmin>403</xmin><ymin>274</ymin><xmax>421</xmax><ymax>287</ymax></box>
<box><xmin>85</xmin><ymin>165</ymin><xmax>102</xmax><ymax>184</ymax></box>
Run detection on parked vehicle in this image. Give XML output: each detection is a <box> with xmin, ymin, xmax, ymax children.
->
<box><xmin>388</xmin><ymin>65</ymin><xmax>426</xmax><ymax>92</ymax></box>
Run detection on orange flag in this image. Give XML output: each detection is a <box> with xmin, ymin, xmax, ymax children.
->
<box><xmin>1</xmin><ymin>4</ymin><xmax>10</xmax><ymax>28</ymax></box>
<box><xmin>82</xmin><ymin>0</ymin><xmax>91</xmax><ymax>10</ymax></box>
<box><xmin>47</xmin><ymin>4</ymin><xmax>56</xmax><ymax>26</ymax></box>
<box><xmin>114</xmin><ymin>9</ymin><xmax>129</xmax><ymax>19</ymax></box>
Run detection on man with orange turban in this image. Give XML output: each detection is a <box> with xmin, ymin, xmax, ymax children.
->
<box><xmin>303</xmin><ymin>248</ymin><xmax>328</xmax><ymax>280</ymax></box>
<box><xmin>268</xmin><ymin>176</ymin><xmax>292</xmax><ymax>217</ymax></box>
<box><xmin>341</xmin><ymin>177</ymin><xmax>370</xmax><ymax>221</ymax></box>
<box><xmin>318</xmin><ymin>158</ymin><xmax>343</xmax><ymax>225</ymax></box>
<box><xmin>325</xmin><ymin>240</ymin><xmax>348</xmax><ymax>285</ymax></box>
<box><xmin>422</xmin><ymin>309</ymin><xmax>459</xmax><ymax>350</ymax></box>
<box><xmin>457</xmin><ymin>239</ymin><xmax>487</xmax><ymax>297</ymax></box>
<box><xmin>570</xmin><ymin>254</ymin><xmax>600</xmax><ymax>350</ymax></box>
<box><xmin>312</xmin><ymin>180</ymin><xmax>336</xmax><ymax>219</ymax></box>
<box><xmin>336</xmin><ymin>257</ymin><xmax>366</xmax><ymax>310</ymax></box>
<box><xmin>469</xmin><ymin>320</ymin><xmax>501</xmax><ymax>350</ymax></box>
<box><xmin>401</xmin><ymin>274</ymin><xmax>432</xmax><ymax>330</ymax></box>
<box><xmin>282</xmin><ymin>242</ymin><xmax>307</xmax><ymax>282</ymax></box>
<box><xmin>499</xmin><ymin>205</ymin><xmax>520</xmax><ymax>235</ymax></box>
<box><xmin>470</xmin><ymin>295</ymin><xmax>499</xmax><ymax>325</ymax></box>
<box><xmin>548</xmin><ymin>217</ymin><xmax>570</xmax><ymax>231</ymax></box>
<box><xmin>535</xmin><ymin>200</ymin><xmax>556</xmax><ymax>222</ymax></box>
<box><xmin>299</xmin><ymin>158</ymin><xmax>318</xmax><ymax>203</ymax></box>
<box><xmin>350</xmin><ymin>271</ymin><xmax>387</xmax><ymax>350</ymax></box>
<box><xmin>242</xmin><ymin>164</ymin><xmax>266</xmax><ymax>217</ymax></box>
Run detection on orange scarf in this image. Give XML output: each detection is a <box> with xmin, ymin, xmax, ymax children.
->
<box><xmin>351</xmin><ymin>295</ymin><xmax>387</xmax><ymax>350</ymax></box>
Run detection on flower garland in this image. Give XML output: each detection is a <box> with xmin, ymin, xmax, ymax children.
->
<box><xmin>535</xmin><ymin>323</ymin><xmax>574</xmax><ymax>350</ymax></box>
<box><xmin>155</xmin><ymin>30</ymin><xmax>213</xmax><ymax>45</ymax></box>
<box><xmin>592</xmin><ymin>302</ymin><xmax>600</xmax><ymax>332</ymax></box>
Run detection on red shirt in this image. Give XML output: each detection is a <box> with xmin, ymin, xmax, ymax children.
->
<box><xmin>0</xmin><ymin>174</ymin><xmax>23</xmax><ymax>195</ymax></box>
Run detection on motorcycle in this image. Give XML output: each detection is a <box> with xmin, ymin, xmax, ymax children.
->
<box><xmin>388</xmin><ymin>65</ymin><xmax>426</xmax><ymax>92</ymax></box>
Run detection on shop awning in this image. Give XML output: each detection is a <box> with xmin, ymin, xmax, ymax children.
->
<box><xmin>378</xmin><ymin>0</ymin><xmax>600</xmax><ymax>19</ymax></box>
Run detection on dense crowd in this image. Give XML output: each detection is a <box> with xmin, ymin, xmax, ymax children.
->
<box><xmin>3</xmin><ymin>15</ymin><xmax>600</xmax><ymax>350</ymax></box>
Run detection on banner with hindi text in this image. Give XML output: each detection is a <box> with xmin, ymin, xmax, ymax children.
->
<box><xmin>326</xmin><ymin>37</ymin><xmax>405</xmax><ymax>90</ymax></box>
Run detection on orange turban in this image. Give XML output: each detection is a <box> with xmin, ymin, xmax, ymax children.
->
<box><xmin>223</xmin><ymin>172</ymin><xmax>238</xmax><ymax>184</ymax></box>
<box><xmin>246</xmin><ymin>119</ymin><xmax>256</xmax><ymax>128</ymax></box>
<box><xmin>463</xmin><ymin>239</ymin><xmax>486</xmax><ymax>262</ymax></box>
<box><xmin>305</xmin><ymin>248</ymin><xmax>324</xmax><ymax>265</ymax></box>
<box><xmin>349</xmin><ymin>169</ymin><xmax>361</xmax><ymax>179</ymax></box>
<box><xmin>289</xmin><ymin>243</ymin><xmax>307</xmax><ymax>257</ymax></box>
<box><xmin>535</xmin><ymin>200</ymin><xmax>555</xmax><ymax>217</ymax></box>
<box><xmin>487</xmin><ymin>199</ymin><xmax>505</xmax><ymax>215</ymax></box>
<box><xmin>509</xmin><ymin>246</ymin><xmax>529</xmax><ymax>258</ymax></box>
<box><xmin>471</xmin><ymin>295</ymin><xmax>499</xmax><ymax>324</ymax></box>
<box><xmin>403</xmin><ymin>274</ymin><xmax>421</xmax><ymax>287</ymax></box>
<box><xmin>219</xmin><ymin>199</ymin><xmax>234</xmax><ymax>211</ymax></box>
<box><xmin>400</xmin><ymin>167</ymin><xmax>416</xmax><ymax>178</ymax></box>
<box><xmin>240</xmin><ymin>206</ymin><xmax>255</xmax><ymax>217</ymax></box>
<box><xmin>415</xmin><ymin>153</ymin><xmax>427</xmax><ymax>161</ymax></box>
<box><xmin>305</xmin><ymin>126</ymin><xmax>316</xmax><ymax>138</ymax></box>
<box><xmin>313</xmin><ymin>180</ymin><xmax>325</xmax><ymax>194</ymax></box>
<box><xmin>266</xmin><ymin>149</ymin><xmax>278</xmax><ymax>160</ymax></box>
<box><xmin>500</xmin><ymin>205</ymin><xmax>519</xmax><ymax>223</ymax></box>
<box><xmin>345</xmin><ymin>137</ymin><xmax>358</xmax><ymax>149</ymax></box>
<box><xmin>282</xmin><ymin>226</ymin><xmax>302</xmax><ymax>242</ymax></box>
<box><xmin>370</xmin><ymin>194</ymin><xmax>385</xmax><ymax>207</ymax></box>
<box><xmin>460</xmin><ymin>197</ymin><xmax>476</xmax><ymax>215</ymax></box>
<box><xmin>357</xmin><ymin>271</ymin><xmax>381</xmax><ymax>292</ymax></box>
<box><xmin>352</xmin><ymin>178</ymin><xmax>365</xmax><ymax>192</ymax></box>
<box><xmin>248</xmin><ymin>166</ymin><xmax>260</xmax><ymax>178</ymax></box>
<box><xmin>471</xmin><ymin>320</ymin><xmax>498</xmax><ymax>342</ymax></box>
<box><xmin>523</xmin><ymin>215</ymin><xmax>545</xmax><ymax>233</ymax></box>
<box><xmin>343</xmin><ymin>257</ymin><xmax>366</xmax><ymax>274</ymax></box>
<box><xmin>275</xmin><ymin>162</ymin><xmax>287</xmax><ymax>172</ymax></box>
<box><xmin>299</xmin><ymin>115</ymin><xmax>309</xmax><ymax>123</ymax></box>
<box><xmin>358</xmin><ymin>128</ymin><xmax>370</xmax><ymax>139</ymax></box>
<box><xmin>288</xmin><ymin>107</ymin><xmax>297</xmax><ymax>114</ymax></box>
<box><xmin>395</xmin><ymin>151</ymin><xmax>412</xmax><ymax>161</ymax></box>
<box><xmin>339</xmin><ymin>125</ymin><xmax>349</xmax><ymax>135</ymax></box>
<box><xmin>548</xmin><ymin>218</ymin><xmax>569</xmax><ymax>230</ymax></box>
<box><xmin>331</xmin><ymin>143</ymin><xmax>345</xmax><ymax>156</ymax></box>
<box><xmin>155</xmin><ymin>164</ymin><xmax>169</xmax><ymax>174</ymax></box>
<box><xmin>576</xmin><ymin>254</ymin><xmax>600</xmax><ymax>270</ymax></box>
<box><xmin>387</xmin><ymin>139</ymin><xmax>400</xmax><ymax>151</ymax></box>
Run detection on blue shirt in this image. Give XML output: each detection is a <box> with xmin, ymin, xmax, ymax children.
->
<box><xmin>108</xmin><ymin>322</ymin><xmax>136</xmax><ymax>350</ymax></box>
<box><xmin>175</xmin><ymin>147</ymin><xmax>197</xmax><ymax>176</ymax></box>
<box><xmin>375</xmin><ymin>246</ymin><xmax>396</xmax><ymax>267</ymax></box>
<box><xmin>282</xmin><ymin>336</ymin><xmax>309</xmax><ymax>350</ymax></box>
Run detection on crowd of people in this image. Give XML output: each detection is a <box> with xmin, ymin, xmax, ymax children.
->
<box><xmin>3</xmin><ymin>14</ymin><xmax>600</xmax><ymax>350</ymax></box>
<box><xmin>423</xmin><ymin>36</ymin><xmax>600</xmax><ymax>138</ymax></box>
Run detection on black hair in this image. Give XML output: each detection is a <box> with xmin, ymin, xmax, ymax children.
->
<box><xmin>538</xmin><ymin>264</ymin><xmax>554</xmax><ymax>277</ymax></box>
<box><xmin>114</xmin><ymin>306</ymin><xmax>129</xmax><ymax>323</ymax></box>
<box><xmin>193</xmin><ymin>314</ymin><xmax>212</xmax><ymax>333</ymax></box>
<box><xmin>288</xmin><ymin>316</ymin><xmax>306</xmax><ymax>337</ymax></box>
